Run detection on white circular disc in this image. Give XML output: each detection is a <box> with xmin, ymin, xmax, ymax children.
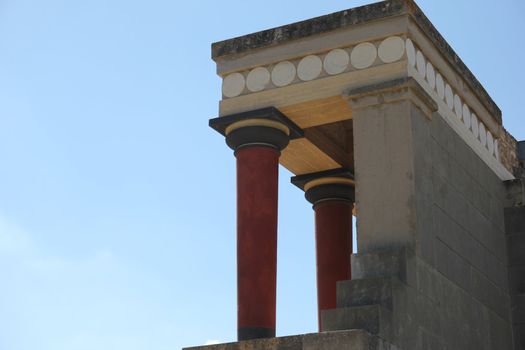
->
<box><xmin>378</xmin><ymin>36</ymin><xmax>405</xmax><ymax>63</ymax></box>
<box><xmin>436</xmin><ymin>73</ymin><xmax>445</xmax><ymax>100</ymax></box>
<box><xmin>416</xmin><ymin>51</ymin><xmax>426</xmax><ymax>79</ymax></box>
<box><xmin>494</xmin><ymin>140</ymin><xmax>499</xmax><ymax>160</ymax></box>
<box><xmin>222</xmin><ymin>72</ymin><xmax>245</xmax><ymax>98</ymax></box>
<box><xmin>246</xmin><ymin>67</ymin><xmax>270</xmax><ymax>92</ymax></box>
<box><xmin>471</xmin><ymin>113</ymin><xmax>479</xmax><ymax>139</ymax></box>
<box><xmin>297</xmin><ymin>55</ymin><xmax>323</xmax><ymax>81</ymax></box>
<box><xmin>323</xmin><ymin>49</ymin><xmax>349</xmax><ymax>75</ymax></box>
<box><xmin>271</xmin><ymin>61</ymin><xmax>296</xmax><ymax>87</ymax></box>
<box><xmin>406</xmin><ymin>38</ymin><xmax>416</xmax><ymax>67</ymax></box>
<box><xmin>426</xmin><ymin>62</ymin><xmax>436</xmax><ymax>90</ymax></box>
<box><xmin>479</xmin><ymin>123</ymin><xmax>487</xmax><ymax>146</ymax></box>
<box><xmin>462</xmin><ymin>104</ymin><xmax>471</xmax><ymax>129</ymax></box>
<box><xmin>487</xmin><ymin>131</ymin><xmax>494</xmax><ymax>154</ymax></box>
<box><xmin>351</xmin><ymin>42</ymin><xmax>377</xmax><ymax>69</ymax></box>
<box><xmin>445</xmin><ymin>84</ymin><xmax>454</xmax><ymax>109</ymax></box>
<box><xmin>454</xmin><ymin>94</ymin><xmax>462</xmax><ymax>119</ymax></box>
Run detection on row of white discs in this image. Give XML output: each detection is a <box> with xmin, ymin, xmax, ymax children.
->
<box><xmin>406</xmin><ymin>39</ymin><xmax>499</xmax><ymax>159</ymax></box>
<box><xmin>222</xmin><ymin>36</ymin><xmax>406</xmax><ymax>98</ymax></box>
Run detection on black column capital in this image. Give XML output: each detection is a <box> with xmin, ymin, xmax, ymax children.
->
<box><xmin>209</xmin><ymin>107</ymin><xmax>303</xmax><ymax>152</ymax></box>
<box><xmin>291</xmin><ymin>168</ymin><xmax>355</xmax><ymax>206</ymax></box>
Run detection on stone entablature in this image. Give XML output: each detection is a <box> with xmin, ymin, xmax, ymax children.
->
<box><xmin>220</xmin><ymin>36</ymin><xmax>407</xmax><ymax>98</ymax></box>
<box><xmin>211</xmin><ymin>0</ymin><xmax>515</xmax><ymax>181</ymax></box>
<box><xmin>219</xmin><ymin>36</ymin><xmax>503</xmax><ymax>174</ymax></box>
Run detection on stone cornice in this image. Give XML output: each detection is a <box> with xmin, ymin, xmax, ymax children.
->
<box><xmin>212</xmin><ymin>0</ymin><xmax>407</xmax><ymax>59</ymax></box>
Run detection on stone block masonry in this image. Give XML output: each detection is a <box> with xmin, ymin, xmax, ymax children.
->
<box><xmin>322</xmin><ymin>249</ymin><xmax>514</xmax><ymax>350</ymax></box>
<box><xmin>505</xmin><ymin>181</ymin><xmax>525</xmax><ymax>350</ymax></box>
<box><xmin>339</xmin><ymin>84</ymin><xmax>513</xmax><ymax>348</ymax></box>
<box><xmin>185</xmin><ymin>330</ymin><xmax>400</xmax><ymax>350</ymax></box>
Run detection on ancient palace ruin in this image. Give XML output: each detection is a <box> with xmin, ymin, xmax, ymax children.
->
<box><xmin>185</xmin><ymin>0</ymin><xmax>525</xmax><ymax>349</ymax></box>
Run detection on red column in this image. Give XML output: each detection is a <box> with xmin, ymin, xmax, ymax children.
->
<box><xmin>209</xmin><ymin>108</ymin><xmax>302</xmax><ymax>341</ymax></box>
<box><xmin>314</xmin><ymin>200</ymin><xmax>353</xmax><ymax>329</ymax></box>
<box><xmin>291</xmin><ymin>169</ymin><xmax>355</xmax><ymax>331</ymax></box>
<box><xmin>236</xmin><ymin>146</ymin><xmax>279</xmax><ymax>340</ymax></box>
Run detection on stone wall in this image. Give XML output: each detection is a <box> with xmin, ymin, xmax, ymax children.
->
<box><xmin>499</xmin><ymin>127</ymin><xmax>519</xmax><ymax>175</ymax></box>
<box><xmin>324</xmin><ymin>103</ymin><xmax>514</xmax><ymax>349</ymax></box>
<box><xmin>504</xmin><ymin>176</ymin><xmax>525</xmax><ymax>350</ymax></box>
<box><xmin>323</xmin><ymin>249</ymin><xmax>513</xmax><ymax>349</ymax></box>
<box><xmin>417</xmin><ymin>107</ymin><xmax>510</xmax><ymax>316</ymax></box>
<box><xmin>407</xmin><ymin>105</ymin><xmax>515</xmax><ymax>348</ymax></box>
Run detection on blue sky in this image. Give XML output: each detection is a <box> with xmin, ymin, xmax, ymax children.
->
<box><xmin>0</xmin><ymin>1</ymin><xmax>523</xmax><ymax>349</ymax></box>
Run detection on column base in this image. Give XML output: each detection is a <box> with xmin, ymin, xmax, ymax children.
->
<box><xmin>238</xmin><ymin>327</ymin><xmax>275</xmax><ymax>341</ymax></box>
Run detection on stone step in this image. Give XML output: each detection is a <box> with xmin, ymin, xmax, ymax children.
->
<box><xmin>351</xmin><ymin>248</ymin><xmax>417</xmax><ymax>287</ymax></box>
<box><xmin>351</xmin><ymin>250</ymin><xmax>403</xmax><ymax>280</ymax></box>
<box><xmin>320</xmin><ymin>304</ymin><xmax>391</xmax><ymax>336</ymax></box>
<box><xmin>336</xmin><ymin>277</ymin><xmax>399</xmax><ymax>310</ymax></box>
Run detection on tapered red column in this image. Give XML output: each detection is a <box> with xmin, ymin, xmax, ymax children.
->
<box><xmin>313</xmin><ymin>198</ymin><xmax>353</xmax><ymax>328</ymax></box>
<box><xmin>236</xmin><ymin>145</ymin><xmax>279</xmax><ymax>340</ymax></box>
<box><xmin>291</xmin><ymin>169</ymin><xmax>355</xmax><ymax>330</ymax></box>
<box><xmin>210</xmin><ymin>108</ymin><xmax>303</xmax><ymax>341</ymax></box>
<box><xmin>229</xmin><ymin>125</ymin><xmax>289</xmax><ymax>340</ymax></box>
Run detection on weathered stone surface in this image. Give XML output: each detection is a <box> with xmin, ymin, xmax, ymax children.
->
<box><xmin>321</xmin><ymin>73</ymin><xmax>515</xmax><ymax>348</ymax></box>
<box><xmin>351</xmin><ymin>251</ymin><xmax>402</xmax><ymax>281</ymax></box>
<box><xmin>327</xmin><ymin>248</ymin><xmax>515</xmax><ymax>350</ymax></box>
<box><xmin>348</xmin><ymin>94</ymin><xmax>516</xmax><ymax>343</ymax></box>
<box><xmin>499</xmin><ymin>127</ymin><xmax>520</xmax><ymax>175</ymax></box>
<box><xmin>504</xmin><ymin>179</ymin><xmax>525</xmax><ymax>207</ymax></box>
<box><xmin>184</xmin><ymin>330</ymin><xmax>401</xmax><ymax>350</ymax></box>
<box><xmin>352</xmin><ymin>249</ymin><xmax>419</xmax><ymax>289</ymax></box>
<box><xmin>321</xmin><ymin>305</ymin><xmax>388</xmax><ymax>336</ymax></box>
<box><xmin>505</xmin><ymin>206</ymin><xmax>525</xmax><ymax>235</ymax></box>
<box><xmin>434</xmin><ymin>238</ymin><xmax>471</xmax><ymax>293</ymax></box>
<box><xmin>514</xmin><ymin>323</ymin><xmax>525</xmax><ymax>350</ymax></box>
<box><xmin>512</xmin><ymin>294</ymin><xmax>525</xmax><ymax>324</ymax></box>
<box><xmin>509</xmin><ymin>266</ymin><xmax>525</xmax><ymax>295</ymax></box>
<box><xmin>470</xmin><ymin>266</ymin><xmax>511</xmax><ymax>321</ymax></box>
<box><xmin>336</xmin><ymin>278</ymin><xmax>399</xmax><ymax>310</ymax></box>
<box><xmin>212</xmin><ymin>1</ymin><xmax>407</xmax><ymax>59</ymax></box>
<box><xmin>518</xmin><ymin>141</ymin><xmax>525</xmax><ymax>162</ymax></box>
<box><xmin>353</xmin><ymin>97</ymin><xmax>422</xmax><ymax>252</ymax></box>
<box><xmin>504</xmin><ymin>174</ymin><xmax>525</xmax><ymax>349</ymax></box>
<box><xmin>508</xmin><ymin>233</ymin><xmax>525</xmax><ymax>266</ymax></box>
